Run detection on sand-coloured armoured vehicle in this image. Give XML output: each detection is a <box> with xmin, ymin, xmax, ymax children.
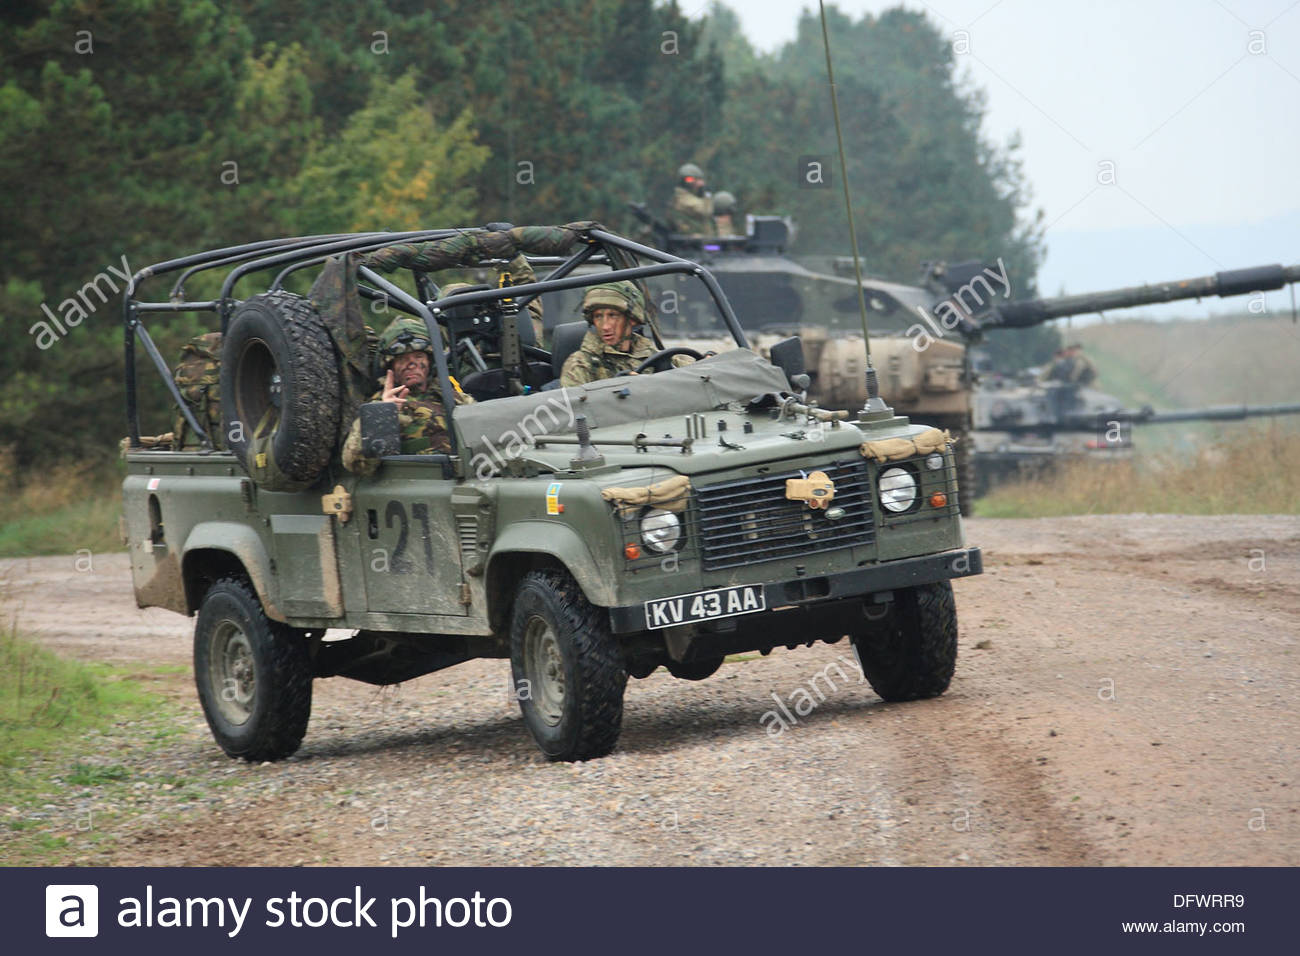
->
<box><xmin>620</xmin><ymin>206</ymin><xmax>1300</xmax><ymax>501</ymax></box>
<box><xmin>121</xmin><ymin>225</ymin><xmax>981</xmax><ymax>762</ymax></box>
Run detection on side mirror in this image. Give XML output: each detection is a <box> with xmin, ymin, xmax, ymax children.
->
<box><xmin>769</xmin><ymin>336</ymin><xmax>807</xmax><ymax>388</ymax></box>
<box><xmin>359</xmin><ymin>402</ymin><xmax>401</xmax><ymax>459</ymax></box>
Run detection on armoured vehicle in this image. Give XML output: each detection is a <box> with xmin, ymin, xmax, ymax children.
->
<box><xmin>612</xmin><ymin>208</ymin><xmax>1300</xmax><ymax>504</ymax></box>
<box><xmin>972</xmin><ymin>377</ymin><xmax>1300</xmax><ymax>494</ymax></box>
<box><xmin>121</xmin><ymin>224</ymin><xmax>981</xmax><ymax>763</ymax></box>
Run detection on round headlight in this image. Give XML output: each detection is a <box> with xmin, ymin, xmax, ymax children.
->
<box><xmin>924</xmin><ymin>453</ymin><xmax>945</xmax><ymax>471</ymax></box>
<box><xmin>879</xmin><ymin>466</ymin><xmax>918</xmax><ymax>513</ymax></box>
<box><xmin>640</xmin><ymin>508</ymin><xmax>682</xmax><ymax>553</ymax></box>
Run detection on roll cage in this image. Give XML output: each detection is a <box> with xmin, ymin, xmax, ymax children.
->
<box><xmin>122</xmin><ymin>226</ymin><xmax>749</xmax><ymax>454</ymax></box>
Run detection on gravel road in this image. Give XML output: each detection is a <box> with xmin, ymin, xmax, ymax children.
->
<box><xmin>2</xmin><ymin>514</ymin><xmax>1297</xmax><ymax>866</ymax></box>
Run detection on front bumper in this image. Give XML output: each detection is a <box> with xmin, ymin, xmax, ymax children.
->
<box><xmin>607</xmin><ymin>546</ymin><xmax>982</xmax><ymax>634</ymax></box>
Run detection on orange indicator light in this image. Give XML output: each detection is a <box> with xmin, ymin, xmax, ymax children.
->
<box><xmin>929</xmin><ymin>493</ymin><xmax>948</xmax><ymax>508</ymax></box>
<box><xmin>625</xmin><ymin>544</ymin><xmax>642</xmax><ymax>560</ymax></box>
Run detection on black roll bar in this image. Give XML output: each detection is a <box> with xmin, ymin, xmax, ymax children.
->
<box><xmin>124</xmin><ymin>226</ymin><xmax>751</xmax><ymax>451</ymax></box>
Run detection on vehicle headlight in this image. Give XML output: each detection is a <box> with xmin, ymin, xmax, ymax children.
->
<box><xmin>640</xmin><ymin>508</ymin><xmax>682</xmax><ymax>553</ymax></box>
<box><xmin>878</xmin><ymin>466</ymin><xmax>918</xmax><ymax>513</ymax></box>
<box><xmin>924</xmin><ymin>453</ymin><xmax>945</xmax><ymax>471</ymax></box>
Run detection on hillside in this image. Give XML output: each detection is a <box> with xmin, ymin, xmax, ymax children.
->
<box><xmin>1066</xmin><ymin>311</ymin><xmax>1300</xmax><ymax>453</ymax></box>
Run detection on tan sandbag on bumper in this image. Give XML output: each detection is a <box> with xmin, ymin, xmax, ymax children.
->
<box><xmin>860</xmin><ymin>427</ymin><xmax>952</xmax><ymax>462</ymax></box>
<box><xmin>600</xmin><ymin>475</ymin><xmax>692</xmax><ymax>518</ymax></box>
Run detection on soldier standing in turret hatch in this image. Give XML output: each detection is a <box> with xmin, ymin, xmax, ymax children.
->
<box><xmin>712</xmin><ymin>190</ymin><xmax>738</xmax><ymax>236</ymax></box>
<box><xmin>668</xmin><ymin>162</ymin><xmax>716</xmax><ymax>237</ymax></box>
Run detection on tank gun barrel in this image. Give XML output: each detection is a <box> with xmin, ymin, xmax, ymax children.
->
<box><xmin>986</xmin><ymin>263</ymin><xmax>1300</xmax><ymax>329</ymax></box>
<box><xmin>1042</xmin><ymin>402</ymin><xmax>1300</xmax><ymax>431</ymax></box>
<box><xmin>1138</xmin><ymin>402</ymin><xmax>1300</xmax><ymax>425</ymax></box>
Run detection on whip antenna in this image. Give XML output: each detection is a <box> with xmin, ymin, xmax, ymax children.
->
<box><xmin>819</xmin><ymin>0</ymin><xmax>886</xmax><ymax>413</ymax></box>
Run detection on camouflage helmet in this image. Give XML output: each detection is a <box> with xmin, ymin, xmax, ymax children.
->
<box><xmin>378</xmin><ymin>316</ymin><xmax>433</xmax><ymax>360</ymax></box>
<box><xmin>712</xmin><ymin>190</ymin><xmax>736</xmax><ymax>214</ymax></box>
<box><xmin>677</xmin><ymin>162</ymin><xmax>704</xmax><ymax>186</ymax></box>
<box><xmin>581</xmin><ymin>281</ymin><xmax>647</xmax><ymax>326</ymax></box>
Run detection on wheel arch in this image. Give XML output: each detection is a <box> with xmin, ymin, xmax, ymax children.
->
<box><xmin>485</xmin><ymin>525</ymin><xmax>616</xmax><ymax>634</ymax></box>
<box><xmin>182</xmin><ymin>521</ymin><xmax>283</xmax><ymax>621</ymax></box>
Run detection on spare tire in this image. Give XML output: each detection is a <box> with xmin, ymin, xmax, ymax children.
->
<box><xmin>221</xmin><ymin>291</ymin><xmax>339</xmax><ymax>491</ymax></box>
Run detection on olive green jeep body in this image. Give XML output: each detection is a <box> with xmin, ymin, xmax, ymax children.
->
<box><xmin>121</xmin><ymin>226</ymin><xmax>980</xmax><ymax>761</ymax></box>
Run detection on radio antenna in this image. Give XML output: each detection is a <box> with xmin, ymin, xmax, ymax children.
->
<box><xmin>819</xmin><ymin>0</ymin><xmax>886</xmax><ymax>414</ymax></box>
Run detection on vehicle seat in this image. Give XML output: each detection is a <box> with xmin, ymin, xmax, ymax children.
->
<box><xmin>550</xmin><ymin>321</ymin><xmax>589</xmax><ymax>379</ymax></box>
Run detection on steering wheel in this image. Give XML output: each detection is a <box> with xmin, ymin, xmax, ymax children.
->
<box><xmin>632</xmin><ymin>346</ymin><xmax>706</xmax><ymax>374</ymax></box>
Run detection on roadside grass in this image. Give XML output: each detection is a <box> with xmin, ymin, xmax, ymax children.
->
<box><xmin>975</xmin><ymin>424</ymin><xmax>1300</xmax><ymax>517</ymax></box>
<box><xmin>0</xmin><ymin>622</ymin><xmax>190</xmax><ymax>863</ymax></box>
<box><xmin>0</xmin><ymin>458</ymin><xmax>125</xmax><ymax>558</ymax></box>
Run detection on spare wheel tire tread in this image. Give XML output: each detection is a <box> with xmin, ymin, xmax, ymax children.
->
<box><xmin>223</xmin><ymin>291</ymin><xmax>339</xmax><ymax>486</ymax></box>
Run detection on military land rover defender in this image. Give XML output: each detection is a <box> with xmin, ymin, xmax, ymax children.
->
<box><xmin>121</xmin><ymin>224</ymin><xmax>981</xmax><ymax>762</ymax></box>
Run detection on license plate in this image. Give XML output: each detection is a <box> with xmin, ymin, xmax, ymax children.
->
<box><xmin>644</xmin><ymin>585</ymin><xmax>766</xmax><ymax>630</ymax></box>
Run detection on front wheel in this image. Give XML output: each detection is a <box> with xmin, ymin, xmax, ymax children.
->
<box><xmin>194</xmin><ymin>577</ymin><xmax>312</xmax><ymax>761</ymax></box>
<box><xmin>850</xmin><ymin>582</ymin><xmax>957</xmax><ymax>702</ymax></box>
<box><xmin>509</xmin><ymin>570</ymin><xmax>627</xmax><ymax>761</ymax></box>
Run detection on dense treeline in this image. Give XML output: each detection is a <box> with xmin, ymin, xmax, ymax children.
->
<box><xmin>0</xmin><ymin>0</ymin><xmax>1046</xmax><ymax>471</ymax></box>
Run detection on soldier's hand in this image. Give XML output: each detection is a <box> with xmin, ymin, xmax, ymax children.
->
<box><xmin>382</xmin><ymin>369</ymin><xmax>410</xmax><ymax>408</ymax></box>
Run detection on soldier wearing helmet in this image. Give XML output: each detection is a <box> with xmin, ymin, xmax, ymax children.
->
<box><xmin>668</xmin><ymin>162</ymin><xmax>716</xmax><ymax>237</ymax></box>
<box><xmin>342</xmin><ymin>316</ymin><xmax>470</xmax><ymax>474</ymax></box>
<box><xmin>560</xmin><ymin>281</ymin><xmax>692</xmax><ymax>387</ymax></box>
<box><xmin>712</xmin><ymin>190</ymin><xmax>738</xmax><ymax>236</ymax></box>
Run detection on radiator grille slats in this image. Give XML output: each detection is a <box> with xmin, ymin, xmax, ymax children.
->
<box><xmin>695</xmin><ymin>460</ymin><xmax>875</xmax><ymax>571</ymax></box>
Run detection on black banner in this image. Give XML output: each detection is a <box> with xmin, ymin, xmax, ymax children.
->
<box><xmin>5</xmin><ymin>867</ymin><xmax>1288</xmax><ymax>953</ymax></box>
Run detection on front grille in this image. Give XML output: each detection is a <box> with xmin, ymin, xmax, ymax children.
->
<box><xmin>695</xmin><ymin>459</ymin><xmax>875</xmax><ymax>571</ymax></box>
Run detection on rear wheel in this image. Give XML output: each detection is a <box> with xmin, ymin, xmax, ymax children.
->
<box><xmin>194</xmin><ymin>577</ymin><xmax>312</xmax><ymax>761</ymax></box>
<box><xmin>510</xmin><ymin>570</ymin><xmax>626</xmax><ymax>761</ymax></box>
<box><xmin>850</xmin><ymin>582</ymin><xmax>957</xmax><ymax>702</ymax></box>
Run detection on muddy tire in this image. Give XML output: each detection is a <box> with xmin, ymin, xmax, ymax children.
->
<box><xmin>509</xmin><ymin>570</ymin><xmax>626</xmax><ymax>761</ymax></box>
<box><xmin>194</xmin><ymin>577</ymin><xmax>312</xmax><ymax>761</ymax></box>
<box><xmin>221</xmin><ymin>291</ymin><xmax>339</xmax><ymax>491</ymax></box>
<box><xmin>850</xmin><ymin>582</ymin><xmax>957</xmax><ymax>702</ymax></box>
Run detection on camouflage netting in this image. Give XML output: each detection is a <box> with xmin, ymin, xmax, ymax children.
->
<box><xmin>308</xmin><ymin>223</ymin><xmax>619</xmax><ymax>451</ymax></box>
<box><xmin>859</xmin><ymin>427</ymin><xmax>952</xmax><ymax>462</ymax></box>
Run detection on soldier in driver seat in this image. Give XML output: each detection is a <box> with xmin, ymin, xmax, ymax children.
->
<box><xmin>559</xmin><ymin>281</ymin><xmax>692</xmax><ymax>387</ymax></box>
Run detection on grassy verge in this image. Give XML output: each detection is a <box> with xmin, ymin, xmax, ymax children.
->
<box><xmin>0</xmin><ymin>623</ymin><xmax>183</xmax><ymax>863</ymax></box>
<box><xmin>0</xmin><ymin>460</ymin><xmax>124</xmax><ymax>558</ymax></box>
<box><xmin>975</xmin><ymin>424</ymin><xmax>1300</xmax><ymax>517</ymax></box>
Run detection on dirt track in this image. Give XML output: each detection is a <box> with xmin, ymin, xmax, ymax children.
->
<box><xmin>2</xmin><ymin>514</ymin><xmax>1297</xmax><ymax>866</ymax></box>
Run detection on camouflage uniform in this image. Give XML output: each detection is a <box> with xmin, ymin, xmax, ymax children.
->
<box><xmin>560</xmin><ymin>329</ymin><xmax>661</xmax><ymax>386</ymax></box>
<box><xmin>559</xmin><ymin>281</ymin><xmax>690</xmax><ymax>386</ymax></box>
<box><xmin>1043</xmin><ymin>347</ymin><xmax>1097</xmax><ymax>387</ymax></box>
<box><xmin>341</xmin><ymin>382</ymin><xmax>452</xmax><ymax>475</ymax></box>
<box><xmin>1065</xmin><ymin>350</ymin><xmax>1097</xmax><ymax>387</ymax></box>
<box><xmin>712</xmin><ymin>190</ymin><xmax>737</xmax><ymax>236</ymax></box>
<box><xmin>669</xmin><ymin>186</ymin><xmax>716</xmax><ymax>236</ymax></box>
<box><xmin>341</xmin><ymin>316</ymin><xmax>469</xmax><ymax>476</ymax></box>
<box><xmin>172</xmin><ymin>332</ymin><xmax>223</xmax><ymax>450</ymax></box>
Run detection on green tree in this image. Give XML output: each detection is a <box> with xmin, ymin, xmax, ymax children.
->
<box><xmin>289</xmin><ymin>70</ymin><xmax>488</xmax><ymax>234</ymax></box>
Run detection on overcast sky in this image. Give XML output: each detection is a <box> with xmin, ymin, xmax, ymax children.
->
<box><xmin>719</xmin><ymin>0</ymin><xmax>1300</xmax><ymax>319</ymax></box>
